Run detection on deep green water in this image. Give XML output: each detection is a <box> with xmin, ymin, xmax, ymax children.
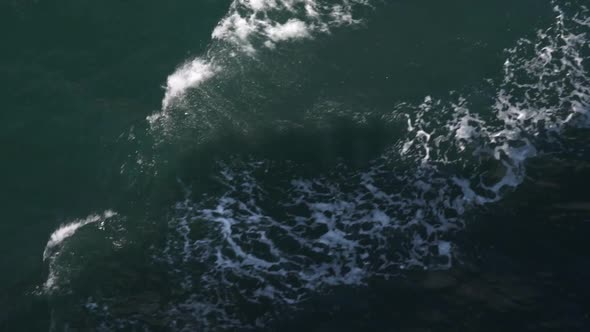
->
<box><xmin>1</xmin><ymin>0</ymin><xmax>590</xmax><ymax>330</ymax></box>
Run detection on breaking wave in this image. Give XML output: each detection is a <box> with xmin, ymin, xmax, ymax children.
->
<box><xmin>43</xmin><ymin>210</ymin><xmax>118</xmax><ymax>292</ymax></box>
<box><xmin>46</xmin><ymin>2</ymin><xmax>590</xmax><ymax>331</ymax></box>
<box><xmin>136</xmin><ymin>4</ymin><xmax>590</xmax><ymax>330</ymax></box>
<box><xmin>156</xmin><ymin>0</ymin><xmax>369</xmax><ymax>114</ymax></box>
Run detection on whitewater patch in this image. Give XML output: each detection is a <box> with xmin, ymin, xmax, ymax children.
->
<box><xmin>43</xmin><ymin>210</ymin><xmax>117</xmax><ymax>292</ymax></box>
<box><xmin>265</xmin><ymin>19</ymin><xmax>311</xmax><ymax>42</ymax></box>
<box><xmin>43</xmin><ymin>210</ymin><xmax>117</xmax><ymax>261</ymax></box>
<box><xmin>161</xmin><ymin>59</ymin><xmax>219</xmax><ymax>111</ymax></box>
<box><xmin>210</xmin><ymin>0</ymin><xmax>366</xmax><ymax>52</ymax></box>
<box><xmin>157</xmin><ymin>0</ymin><xmax>369</xmax><ymax>110</ymax></box>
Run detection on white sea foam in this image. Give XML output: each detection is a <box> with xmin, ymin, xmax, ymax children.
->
<box><xmin>43</xmin><ymin>210</ymin><xmax>117</xmax><ymax>261</ymax></box>
<box><xmin>265</xmin><ymin>19</ymin><xmax>311</xmax><ymax>42</ymax></box>
<box><xmin>157</xmin><ymin>0</ymin><xmax>368</xmax><ymax>111</ymax></box>
<box><xmin>210</xmin><ymin>0</ymin><xmax>364</xmax><ymax>51</ymax></box>
<box><xmin>161</xmin><ymin>59</ymin><xmax>218</xmax><ymax>110</ymax></box>
<box><xmin>43</xmin><ymin>210</ymin><xmax>117</xmax><ymax>292</ymax></box>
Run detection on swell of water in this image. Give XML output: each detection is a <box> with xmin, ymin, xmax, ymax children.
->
<box><xmin>42</xmin><ymin>210</ymin><xmax>118</xmax><ymax>292</ymax></box>
<box><xmin>156</xmin><ymin>0</ymin><xmax>368</xmax><ymax>113</ymax></box>
<box><xmin>135</xmin><ymin>4</ymin><xmax>590</xmax><ymax>330</ymax></box>
<box><xmin>42</xmin><ymin>1</ymin><xmax>590</xmax><ymax>331</ymax></box>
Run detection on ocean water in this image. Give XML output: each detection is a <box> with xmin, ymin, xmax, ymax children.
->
<box><xmin>2</xmin><ymin>0</ymin><xmax>590</xmax><ymax>330</ymax></box>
